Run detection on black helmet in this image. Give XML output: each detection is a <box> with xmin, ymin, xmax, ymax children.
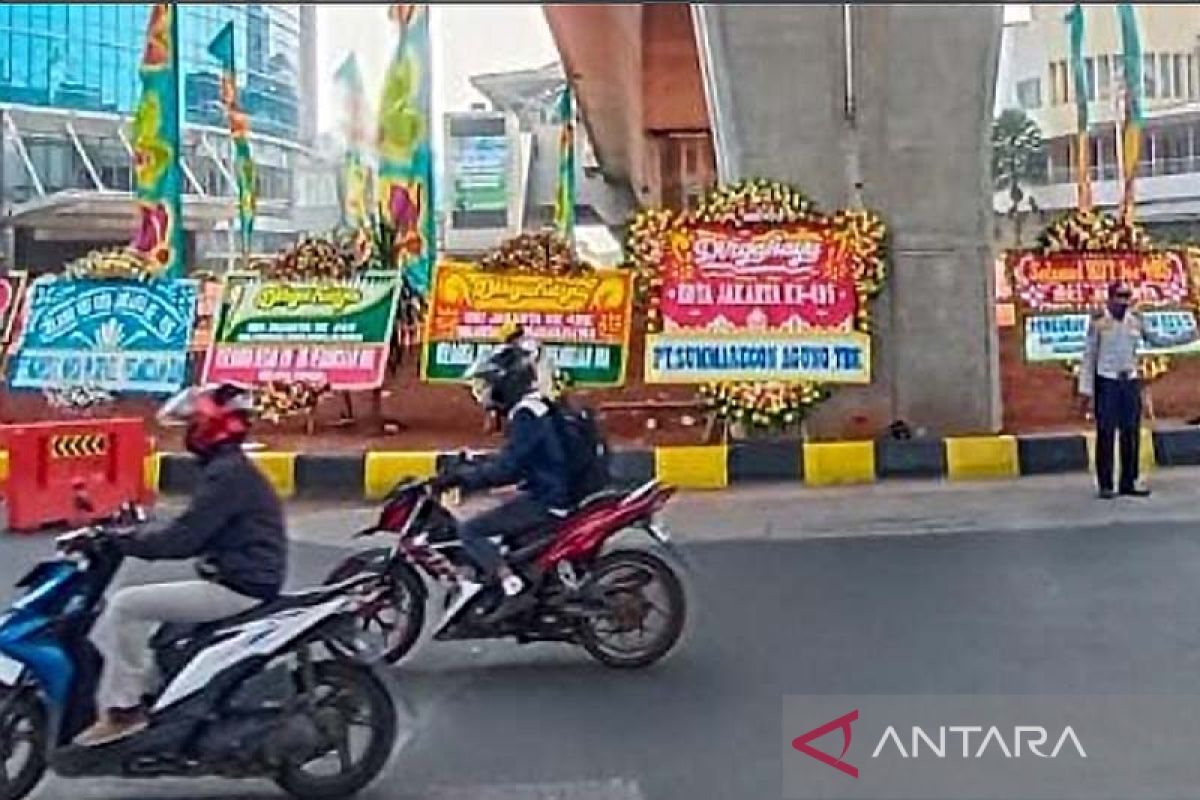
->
<box><xmin>464</xmin><ymin>343</ymin><xmax>537</xmax><ymax>415</ymax></box>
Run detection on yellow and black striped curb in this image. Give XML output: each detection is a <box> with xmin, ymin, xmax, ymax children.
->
<box><xmin>48</xmin><ymin>433</ymin><xmax>109</xmax><ymax>459</ymax></box>
<box><xmin>96</xmin><ymin>426</ymin><xmax>1200</xmax><ymax>498</ymax></box>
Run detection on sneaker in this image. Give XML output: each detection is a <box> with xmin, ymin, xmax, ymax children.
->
<box><xmin>1097</xmin><ymin>489</ymin><xmax>1116</xmax><ymax>500</ymax></box>
<box><xmin>501</xmin><ymin>574</ymin><xmax>525</xmax><ymax>597</ymax></box>
<box><xmin>74</xmin><ymin>707</ymin><xmax>148</xmax><ymax>747</ymax></box>
<box><xmin>481</xmin><ymin>577</ymin><xmax>534</xmax><ymax>625</ymax></box>
<box><xmin>1119</xmin><ymin>486</ymin><xmax>1152</xmax><ymax>498</ymax></box>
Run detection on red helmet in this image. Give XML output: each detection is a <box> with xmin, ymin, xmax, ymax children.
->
<box><xmin>158</xmin><ymin>383</ymin><xmax>254</xmax><ymax>456</ymax></box>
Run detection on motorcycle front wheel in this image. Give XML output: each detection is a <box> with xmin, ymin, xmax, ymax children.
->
<box><xmin>326</xmin><ymin>551</ymin><xmax>426</xmax><ymax>664</ymax></box>
<box><xmin>274</xmin><ymin>660</ymin><xmax>397</xmax><ymax>800</ymax></box>
<box><xmin>578</xmin><ymin>549</ymin><xmax>687</xmax><ymax>669</ymax></box>
<box><xmin>0</xmin><ymin>689</ymin><xmax>46</xmax><ymax>800</ymax></box>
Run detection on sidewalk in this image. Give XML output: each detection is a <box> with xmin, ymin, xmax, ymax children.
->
<box><xmin>282</xmin><ymin>467</ymin><xmax>1200</xmax><ymax>547</ymax></box>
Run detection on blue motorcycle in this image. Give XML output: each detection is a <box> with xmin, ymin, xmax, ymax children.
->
<box><xmin>0</xmin><ymin>503</ymin><xmax>397</xmax><ymax>800</ymax></box>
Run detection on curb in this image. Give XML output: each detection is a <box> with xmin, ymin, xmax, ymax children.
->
<box><xmin>134</xmin><ymin>426</ymin><xmax>1200</xmax><ymax>498</ymax></box>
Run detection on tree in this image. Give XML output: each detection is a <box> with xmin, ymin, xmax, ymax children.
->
<box><xmin>992</xmin><ymin>108</ymin><xmax>1047</xmax><ymax>245</ymax></box>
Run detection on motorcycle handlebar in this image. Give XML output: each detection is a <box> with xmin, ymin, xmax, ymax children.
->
<box><xmin>55</xmin><ymin>503</ymin><xmax>147</xmax><ymax>555</ymax></box>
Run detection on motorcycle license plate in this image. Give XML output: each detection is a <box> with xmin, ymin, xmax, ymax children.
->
<box><xmin>0</xmin><ymin>654</ymin><xmax>23</xmax><ymax>686</ymax></box>
<box><xmin>648</xmin><ymin>519</ymin><xmax>672</xmax><ymax>544</ymax></box>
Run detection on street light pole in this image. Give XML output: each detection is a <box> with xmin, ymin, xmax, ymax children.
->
<box><xmin>843</xmin><ymin>4</ymin><xmax>865</xmax><ymax>208</ymax></box>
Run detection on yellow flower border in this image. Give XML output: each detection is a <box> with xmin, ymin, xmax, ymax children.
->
<box><xmin>625</xmin><ymin>179</ymin><xmax>888</xmax><ymax>430</ymax></box>
<box><xmin>1036</xmin><ymin>209</ymin><xmax>1152</xmax><ymax>254</ymax></box>
<box><xmin>479</xmin><ymin>230</ymin><xmax>593</xmax><ymax>276</ymax></box>
<box><xmin>63</xmin><ymin>247</ymin><xmax>157</xmax><ymax>281</ymax></box>
<box><xmin>699</xmin><ymin>381</ymin><xmax>828</xmax><ymax>431</ymax></box>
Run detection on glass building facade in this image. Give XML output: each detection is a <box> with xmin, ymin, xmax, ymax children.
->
<box><xmin>0</xmin><ymin>3</ymin><xmax>306</xmax><ymax>141</ymax></box>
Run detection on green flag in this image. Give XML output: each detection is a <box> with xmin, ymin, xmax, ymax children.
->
<box><xmin>1065</xmin><ymin>3</ymin><xmax>1092</xmax><ymax>209</ymax></box>
<box><xmin>376</xmin><ymin>4</ymin><xmax>435</xmax><ymax>294</ymax></box>
<box><xmin>1065</xmin><ymin>5</ymin><xmax>1088</xmax><ymax>133</ymax></box>
<box><xmin>1118</xmin><ymin>3</ymin><xmax>1144</xmax><ymax>217</ymax></box>
<box><xmin>335</xmin><ymin>53</ymin><xmax>373</xmax><ymax>228</ymax></box>
<box><xmin>130</xmin><ymin>3</ymin><xmax>185</xmax><ymax>277</ymax></box>
<box><xmin>207</xmin><ymin>19</ymin><xmax>234</xmax><ymax>68</ymax></box>
<box><xmin>1118</xmin><ymin>4</ymin><xmax>1144</xmax><ymax>123</ymax></box>
<box><xmin>554</xmin><ymin>86</ymin><xmax>577</xmax><ymax>239</ymax></box>
<box><xmin>208</xmin><ymin>21</ymin><xmax>257</xmax><ymax>259</ymax></box>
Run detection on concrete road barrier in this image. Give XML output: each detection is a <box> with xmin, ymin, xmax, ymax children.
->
<box><xmin>10</xmin><ymin>426</ymin><xmax>1197</xmax><ymax>500</ymax></box>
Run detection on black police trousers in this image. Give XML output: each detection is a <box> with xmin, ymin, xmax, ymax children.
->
<box><xmin>1094</xmin><ymin>374</ymin><xmax>1143</xmax><ymax>494</ymax></box>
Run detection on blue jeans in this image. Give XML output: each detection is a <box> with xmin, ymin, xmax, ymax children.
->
<box><xmin>459</xmin><ymin>494</ymin><xmax>554</xmax><ymax>577</ymax></box>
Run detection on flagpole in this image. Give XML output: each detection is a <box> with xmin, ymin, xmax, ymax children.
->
<box><xmin>168</xmin><ymin>5</ymin><xmax>183</xmax><ymax>276</ymax></box>
<box><xmin>1114</xmin><ymin>81</ymin><xmax>1125</xmax><ymax>195</ymax></box>
<box><xmin>1117</xmin><ymin>3</ymin><xmax>1144</xmax><ymax>223</ymax></box>
<box><xmin>1067</xmin><ymin>3</ymin><xmax>1092</xmax><ymax>212</ymax></box>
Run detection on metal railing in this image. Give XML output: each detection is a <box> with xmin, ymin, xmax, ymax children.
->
<box><xmin>1037</xmin><ymin>155</ymin><xmax>1200</xmax><ymax>185</ymax></box>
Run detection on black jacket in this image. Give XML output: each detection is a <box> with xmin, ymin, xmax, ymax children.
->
<box><xmin>455</xmin><ymin>396</ymin><xmax>571</xmax><ymax>509</ymax></box>
<box><xmin>118</xmin><ymin>444</ymin><xmax>287</xmax><ymax>599</ymax></box>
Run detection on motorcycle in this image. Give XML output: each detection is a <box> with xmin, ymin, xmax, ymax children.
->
<box><xmin>325</xmin><ymin>476</ymin><xmax>687</xmax><ymax>669</ymax></box>
<box><xmin>0</xmin><ymin>500</ymin><xmax>397</xmax><ymax>800</ymax></box>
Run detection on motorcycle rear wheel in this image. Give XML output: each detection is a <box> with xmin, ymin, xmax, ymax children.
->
<box><xmin>578</xmin><ymin>549</ymin><xmax>687</xmax><ymax>669</ymax></box>
<box><xmin>0</xmin><ymin>689</ymin><xmax>46</xmax><ymax>800</ymax></box>
<box><xmin>274</xmin><ymin>660</ymin><xmax>396</xmax><ymax>800</ymax></box>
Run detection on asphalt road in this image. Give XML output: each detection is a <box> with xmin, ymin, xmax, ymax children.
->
<box><xmin>5</xmin><ymin>510</ymin><xmax>1200</xmax><ymax>798</ymax></box>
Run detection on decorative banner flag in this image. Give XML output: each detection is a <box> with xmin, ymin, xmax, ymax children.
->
<box><xmin>208</xmin><ymin>21</ymin><xmax>257</xmax><ymax>261</ymax></box>
<box><xmin>129</xmin><ymin>4</ymin><xmax>185</xmax><ymax>278</ymax></box>
<box><xmin>554</xmin><ymin>85</ymin><xmax>577</xmax><ymax>239</ymax></box>
<box><xmin>376</xmin><ymin>4</ymin><xmax>436</xmax><ymax>294</ymax></box>
<box><xmin>1065</xmin><ymin>4</ymin><xmax>1092</xmax><ymax>211</ymax></box>
<box><xmin>334</xmin><ymin>53</ymin><xmax>374</xmax><ymax>228</ymax></box>
<box><xmin>1118</xmin><ymin>3</ymin><xmax>1145</xmax><ymax>220</ymax></box>
<box><xmin>0</xmin><ymin>272</ymin><xmax>28</xmax><ymax>346</ymax></box>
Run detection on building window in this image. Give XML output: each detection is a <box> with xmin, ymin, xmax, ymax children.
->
<box><xmin>1174</xmin><ymin>54</ymin><xmax>1186</xmax><ymax>100</ymax></box>
<box><xmin>1098</xmin><ymin>55</ymin><xmax>1111</xmax><ymax>101</ymax></box>
<box><xmin>1084</xmin><ymin>56</ymin><xmax>1096</xmax><ymax>102</ymax></box>
<box><xmin>1048</xmin><ymin>62</ymin><xmax>1059</xmax><ymax>105</ymax></box>
<box><xmin>1144</xmin><ymin>53</ymin><xmax>1157</xmax><ymax>99</ymax></box>
<box><xmin>1155</xmin><ymin>125</ymin><xmax>1190</xmax><ymax>174</ymax></box>
<box><xmin>1099</xmin><ymin>133</ymin><xmax>1118</xmax><ymax>180</ymax></box>
<box><xmin>658</xmin><ymin>134</ymin><xmax>716</xmax><ymax>212</ymax></box>
<box><xmin>0</xmin><ymin>5</ymin><xmax>306</xmax><ymax>141</ymax></box>
<box><xmin>1017</xmin><ymin>78</ymin><xmax>1042</xmax><ymax>110</ymax></box>
<box><xmin>1161</xmin><ymin>53</ymin><xmax>1173</xmax><ymax>98</ymax></box>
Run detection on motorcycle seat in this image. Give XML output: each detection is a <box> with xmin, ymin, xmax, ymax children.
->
<box><xmin>152</xmin><ymin>583</ymin><xmax>352</xmax><ymax>651</ymax></box>
<box><xmin>568</xmin><ymin>490</ymin><xmax>623</xmax><ymax>515</ymax></box>
<box><xmin>505</xmin><ymin>491</ymin><xmax>626</xmax><ymax>564</ymax></box>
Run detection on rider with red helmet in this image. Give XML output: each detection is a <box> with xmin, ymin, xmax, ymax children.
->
<box><xmin>76</xmin><ymin>383</ymin><xmax>287</xmax><ymax>746</ymax></box>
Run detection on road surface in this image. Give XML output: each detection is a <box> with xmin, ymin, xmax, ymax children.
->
<box><xmin>2</xmin><ymin>473</ymin><xmax>1199</xmax><ymax>798</ymax></box>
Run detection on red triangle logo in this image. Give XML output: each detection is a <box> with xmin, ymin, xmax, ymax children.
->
<box><xmin>791</xmin><ymin>709</ymin><xmax>859</xmax><ymax>778</ymax></box>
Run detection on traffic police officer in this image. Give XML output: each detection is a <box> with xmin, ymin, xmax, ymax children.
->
<box><xmin>1078</xmin><ymin>281</ymin><xmax>1197</xmax><ymax>498</ymax></box>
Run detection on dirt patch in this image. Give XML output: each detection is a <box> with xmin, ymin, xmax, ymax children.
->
<box><xmin>1000</xmin><ymin>326</ymin><xmax>1200</xmax><ymax>432</ymax></box>
<box><xmin>0</xmin><ymin>323</ymin><xmax>709</xmax><ymax>453</ymax></box>
<box><xmin>11</xmin><ymin>323</ymin><xmax>1181</xmax><ymax>451</ymax></box>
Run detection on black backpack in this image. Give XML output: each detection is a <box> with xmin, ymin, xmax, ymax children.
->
<box><xmin>550</xmin><ymin>400</ymin><xmax>611</xmax><ymax>504</ymax></box>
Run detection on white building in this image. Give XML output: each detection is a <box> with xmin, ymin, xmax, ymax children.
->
<box><xmin>997</xmin><ymin>4</ymin><xmax>1200</xmax><ymax>238</ymax></box>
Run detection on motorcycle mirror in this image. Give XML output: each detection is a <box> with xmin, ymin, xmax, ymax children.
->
<box><xmin>117</xmin><ymin>502</ymin><xmax>147</xmax><ymax>525</ymax></box>
<box><xmin>72</xmin><ymin>480</ymin><xmax>95</xmax><ymax>514</ymax></box>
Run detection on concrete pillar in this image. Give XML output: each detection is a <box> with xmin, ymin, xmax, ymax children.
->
<box><xmin>695</xmin><ymin>4</ymin><xmax>1003</xmax><ymax>436</ymax></box>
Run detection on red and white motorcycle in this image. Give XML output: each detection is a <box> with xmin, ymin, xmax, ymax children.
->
<box><xmin>325</xmin><ymin>476</ymin><xmax>687</xmax><ymax>669</ymax></box>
